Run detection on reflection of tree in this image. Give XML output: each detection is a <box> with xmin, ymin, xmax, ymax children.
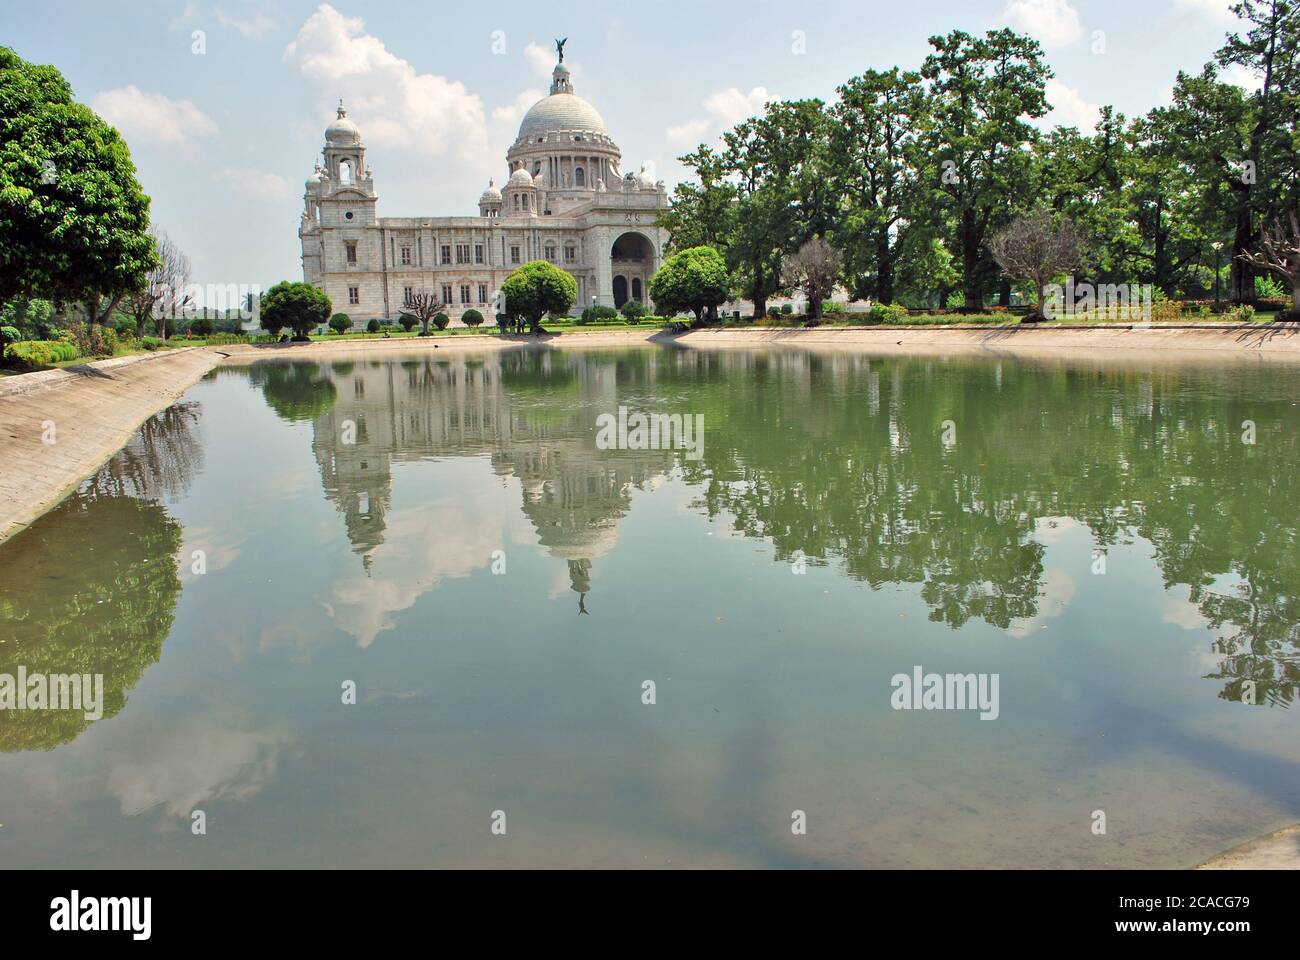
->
<box><xmin>0</xmin><ymin>495</ymin><xmax>182</xmax><ymax>751</ymax></box>
<box><xmin>249</xmin><ymin>349</ymin><xmax>1298</xmax><ymax>706</ymax></box>
<box><xmin>87</xmin><ymin>402</ymin><xmax>203</xmax><ymax>501</ymax></box>
<box><xmin>252</xmin><ymin>362</ymin><xmax>338</xmax><ymax>422</ymax></box>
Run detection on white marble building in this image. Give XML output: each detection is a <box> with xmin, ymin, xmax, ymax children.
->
<box><xmin>299</xmin><ymin>50</ymin><xmax>669</xmax><ymax>322</ymax></box>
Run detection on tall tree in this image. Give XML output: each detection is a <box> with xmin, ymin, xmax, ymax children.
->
<box><xmin>918</xmin><ymin>29</ymin><xmax>1052</xmax><ymax>309</ymax></box>
<box><xmin>828</xmin><ymin>68</ymin><xmax>926</xmax><ymax>304</ymax></box>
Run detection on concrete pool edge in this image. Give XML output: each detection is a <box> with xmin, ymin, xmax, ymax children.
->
<box><xmin>1196</xmin><ymin>822</ymin><xmax>1300</xmax><ymax>869</ymax></box>
<box><xmin>211</xmin><ymin>322</ymin><xmax>1300</xmax><ymax>364</ymax></box>
<box><xmin>0</xmin><ymin>346</ymin><xmax>223</xmax><ymax>546</ymax></box>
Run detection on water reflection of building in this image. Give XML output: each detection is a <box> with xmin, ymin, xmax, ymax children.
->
<box><xmin>304</xmin><ymin>352</ymin><xmax>672</xmax><ymax>598</ymax></box>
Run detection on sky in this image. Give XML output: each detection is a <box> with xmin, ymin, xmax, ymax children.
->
<box><xmin>0</xmin><ymin>0</ymin><xmax>1256</xmax><ymax>293</ymax></box>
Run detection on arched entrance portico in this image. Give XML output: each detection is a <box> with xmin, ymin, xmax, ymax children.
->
<box><xmin>610</xmin><ymin>231</ymin><xmax>654</xmax><ymax>308</ymax></box>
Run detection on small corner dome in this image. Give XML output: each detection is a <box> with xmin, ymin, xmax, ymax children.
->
<box><xmin>480</xmin><ymin>179</ymin><xmax>502</xmax><ymax>201</ymax></box>
<box><xmin>509</xmin><ymin>167</ymin><xmax>534</xmax><ymax>187</ymax></box>
<box><xmin>325</xmin><ymin>100</ymin><xmax>361</xmax><ymax>146</ymax></box>
<box><xmin>635</xmin><ymin>164</ymin><xmax>656</xmax><ymax>189</ymax></box>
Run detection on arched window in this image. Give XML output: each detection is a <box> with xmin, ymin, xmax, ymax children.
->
<box><xmin>513</xmin><ymin>194</ymin><xmax>520</xmax><ymax>210</ymax></box>
<box><xmin>632</xmin><ymin>277</ymin><xmax>642</xmax><ymax>302</ymax></box>
<box><xmin>338</xmin><ymin>159</ymin><xmax>353</xmax><ymax>184</ymax></box>
<box><xmin>545</xmin><ymin>244</ymin><xmax>556</xmax><ymax>262</ymax></box>
<box><xmin>574</xmin><ymin>166</ymin><xmax>585</xmax><ymax>186</ymax></box>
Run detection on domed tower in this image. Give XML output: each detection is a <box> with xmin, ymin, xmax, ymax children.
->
<box><xmin>478</xmin><ymin>178</ymin><xmax>502</xmax><ymax>218</ymax></box>
<box><xmin>301</xmin><ymin>99</ymin><xmax>378</xmax><ymax>291</ymax></box>
<box><xmin>507</xmin><ymin>54</ymin><xmax>621</xmax><ymax>214</ymax></box>
<box><xmin>503</xmin><ymin>164</ymin><xmax>538</xmax><ymax>217</ymax></box>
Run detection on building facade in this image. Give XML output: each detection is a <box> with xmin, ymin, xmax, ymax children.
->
<box><xmin>299</xmin><ymin>51</ymin><xmax>669</xmax><ymax>323</ymax></box>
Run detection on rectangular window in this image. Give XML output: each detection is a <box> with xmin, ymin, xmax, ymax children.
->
<box><xmin>348</xmin><ymin>286</ymin><xmax>359</xmax><ymax>305</ymax></box>
<box><xmin>475</xmin><ymin>244</ymin><xmax>484</xmax><ymax>264</ymax></box>
<box><xmin>455</xmin><ymin>244</ymin><xmax>470</xmax><ymax>264</ymax></box>
<box><xmin>442</xmin><ymin>284</ymin><xmax>452</xmax><ymax>304</ymax></box>
<box><xmin>510</xmin><ymin>245</ymin><xmax>521</xmax><ymax>264</ymax></box>
<box><xmin>403</xmin><ymin>286</ymin><xmax>413</xmax><ymax>304</ymax></box>
<box><xmin>460</xmin><ymin>285</ymin><xmax>471</xmax><ymax>305</ymax></box>
<box><xmin>564</xmin><ymin>245</ymin><xmax>575</xmax><ymax>263</ymax></box>
<box><xmin>440</xmin><ymin>245</ymin><xmax>451</xmax><ymax>265</ymax></box>
<box><xmin>478</xmin><ymin>284</ymin><xmax>487</xmax><ymax>303</ymax></box>
<box><xmin>345</xmin><ymin>241</ymin><xmax>357</xmax><ymax>265</ymax></box>
<box><xmin>400</xmin><ymin>246</ymin><xmax>411</xmax><ymax>265</ymax></box>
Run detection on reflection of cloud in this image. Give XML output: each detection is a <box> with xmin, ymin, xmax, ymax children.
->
<box><xmin>103</xmin><ymin>718</ymin><xmax>290</xmax><ymax>818</ymax></box>
<box><xmin>1161</xmin><ymin>587</ymin><xmax>1210</xmax><ymax>631</ymax></box>
<box><xmin>180</xmin><ymin>525</ymin><xmax>246</xmax><ymax>578</ymax></box>
<box><xmin>322</xmin><ymin>485</ymin><xmax>515</xmax><ymax>647</ymax></box>
<box><xmin>1006</xmin><ymin>567</ymin><xmax>1076</xmax><ymax>638</ymax></box>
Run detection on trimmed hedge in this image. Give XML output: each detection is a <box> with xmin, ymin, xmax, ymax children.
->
<box><xmin>461</xmin><ymin>308</ymin><xmax>484</xmax><ymax>327</ymax></box>
<box><xmin>4</xmin><ymin>339</ymin><xmax>80</xmax><ymax>366</ymax></box>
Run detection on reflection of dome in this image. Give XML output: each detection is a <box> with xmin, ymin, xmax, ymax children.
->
<box><xmin>325</xmin><ymin>101</ymin><xmax>361</xmax><ymax>146</ymax></box>
<box><xmin>508</xmin><ymin>166</ymin><xmax>534</xmax><ymax>187</ymax></box>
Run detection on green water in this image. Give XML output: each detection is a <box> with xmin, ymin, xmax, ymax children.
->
<box><xmin>0</xmin><ymin>345</ymin><xmax>1296</xmax><ymax>868</ymax></box>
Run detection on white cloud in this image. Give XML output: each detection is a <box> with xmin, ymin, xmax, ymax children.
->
<box><xmin>1045</xmin><ymin>78</ymin><xmax>1101</xmax><ymax>131</ymax></box>
<box><xmin>1219</xmin><ymin>62</ymin><xmax>1264</xmax><ymax>92</ymax></box>
<box><xmin>215</xmin><ymin>165</ymin><xmax>295</xmax><ymax>200</ymax></box>
<box><xmin>169</xmin><ymin>1</ymin><xmax>201</xmax><ymax>30</ymax></box>
<box><xmin>283</xmin><ymin>4</ymin><xmax>490</xmax><ymax>165</ymax></box>
<box><xmin>1173</xmin><ymin>0</ymin><xmax>1236</xmax><ymax>19</ymax></box>
<box><xmin>91</xmin><ymin>86</ymin><xmax>219</xmax><ymax>147</ymax></box>
<box><xmin>216</xmin><ymin>4</ymin><xmax>280</xmax><ymax>39</ymax></box>
<box><xmin>1003</xmin><ymin>0</ymin><xmax>1083</xmax><ymax>47</ymax></box>
<box><xmin>666</xmin><ymin>86</ymin><xmax>775</xmax><ymax>148</ymax></box>
<box><xmin>525</xmin><ymin>41</ymin><xmax>556</xmax><ymax>77</ymax></box>
<box><xmin>492</xmin><ymin>88</ymin><xmax>546</xmax><ymax>129</ymax></box>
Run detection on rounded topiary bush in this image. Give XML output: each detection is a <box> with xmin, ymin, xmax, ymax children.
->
<box><xmin>620</xmin><ymin>300</ymin><xmax>647</xmax><ymax>323</ymax></box>
<box><xmin>398</xmin><ymin>312</ymin><xmax>418</xmax><ymax>332</ymax></box>
<box><xmin>366</xmin><ymin>318</ymin><xmax>381</xmax><ymax>333</ymax></box>
<box><xmin>461</xmin><ymin>308</ymin><xmax>484</xmax><ymax>328</ymax></box>
<box><xmin>432</xmin><ymin>312</ymin><xmax>450</xmax><ymax>331</ymax></box>
<box><xmin>329</xmin><ymin>312</ymin><xmax>353</xmax><ymax>334</ymax></box>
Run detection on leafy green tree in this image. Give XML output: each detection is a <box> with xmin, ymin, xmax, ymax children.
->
<box><xmin>0</xmin><ymin>47</ymin><xmax>155</xmax><ymax>318</ymax></box>
<box><xmin>658</xmin><ymin>145</ymin><xmax>738</xmax><ymax>252</ymax></box>
<box><xmin>828</xmin><ymin>68</ymin><xmax>928</xmax><ymax>303</ymax></box>
<box><xmin>260</xmin><ymin>281</ymin><xmax>331</xmax><ymax>340</ymax></box>
<box><xmin>502</xmin><ymin>260</ymin><xmax>577</xmax><ymax>334</ymax></box>
<box><xmin>650</xmin><ymin>246</ymin><xmax>729</xmax><ymax>324</ymax></box>
<box><xmin>918</xmin><ymin>29</ymin><xmax>1052</xmax><ymax>308</ymax></box>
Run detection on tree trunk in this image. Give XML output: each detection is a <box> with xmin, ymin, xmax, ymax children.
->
<box><xmin>961</xmin><ymin>209</ymin><xmax>982</xmax><ymax>310</ymax></box>
<box><xmin>876</xmin><ymin>231</ymin><xmax>895</xmax><ymax>304</ymax></box>
<box><xmin>998</xmin><ymin>278</ymin><xmax>1011</xmax><ymax>308</ymax></box>
<box><xmin>1230</xmin><ymin>211</ymin><xmax>1256</xmax><ymax>304</ymax></box>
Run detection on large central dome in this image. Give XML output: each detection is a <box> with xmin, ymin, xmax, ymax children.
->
<box><xmin>517</xmin><ymin>93</ymin><xmax>608</xmax><ymax>141</ymax></box>
<box><xmin>515</xmin><ymin>63</ymin><xmax>609</xmax><ymax>142</ymax></box>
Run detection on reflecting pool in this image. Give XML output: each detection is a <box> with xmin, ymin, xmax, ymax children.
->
<box><xmin>0</xmin><ymin>346</ymin><xmax>1296</xmax><ymax>867</ymax></box>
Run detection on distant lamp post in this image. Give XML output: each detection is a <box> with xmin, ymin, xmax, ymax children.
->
<box><xmin>1212</xmin><ymin>241</ymin><xmax>1224</xmax><ymax>304</ymax></box>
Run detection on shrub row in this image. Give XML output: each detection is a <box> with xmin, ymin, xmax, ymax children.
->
<box><xmin>4</xmin><ymin>339</ymin><xmax>80</xmax><ymax>366</ymax></box>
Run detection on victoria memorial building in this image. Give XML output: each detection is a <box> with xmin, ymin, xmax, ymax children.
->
<box><xmin>298</xmin><ymin>47</ymin><xmax>670</xmax><ymax>323</ymax></box>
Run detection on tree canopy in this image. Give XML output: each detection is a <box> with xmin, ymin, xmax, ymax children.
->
<box><xmin>650</xmin><ymin>245</ymin><xmax>729</xmax><ymax>323</ymax></box>
<box><xmin>260</xmin><ymin>281</ymin><xmax>331</xmax><ymax>339</ymax></box>
<box><xmin>0</xmin><ymin>46</ymin><xmax>155</xmax><ymax>310</ymax></box>
<box><xmin>502</xmin><ymin>260</ymin><xmax>577</xmax><ymax>333</ymax></box>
